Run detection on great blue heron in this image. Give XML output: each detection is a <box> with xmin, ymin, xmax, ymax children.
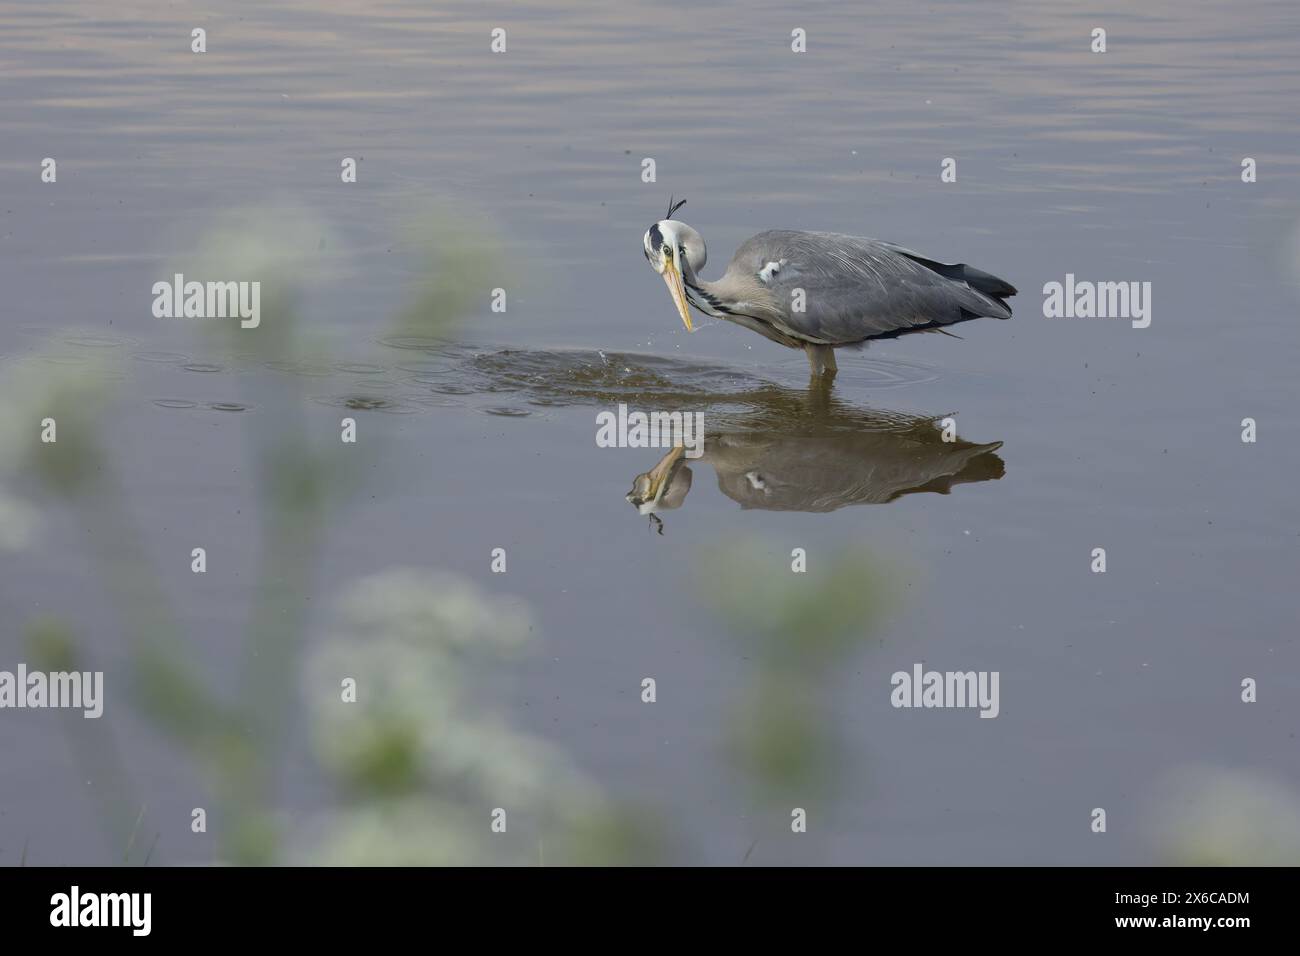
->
<box><xmin>642</xmin><ymin>199</ymin><xmax>1016</xmax><ymax>377</ymax></box>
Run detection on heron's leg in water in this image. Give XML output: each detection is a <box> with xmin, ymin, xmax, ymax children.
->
<box><xmin>804</xmin><ymin>343</ymin><xmax>838</xmax><ymax>378</ymax></box>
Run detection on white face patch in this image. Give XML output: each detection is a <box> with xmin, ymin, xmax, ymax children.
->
<box><xmin>758</xmin><ymin>260</ymin><xmax>784</xmax><ymax>283</ymax></box>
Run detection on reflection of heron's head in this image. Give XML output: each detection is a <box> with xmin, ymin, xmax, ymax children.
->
<box><xmin>626</xmin><ymin>446</ymin><xmax>693</xmax><ymax>515</ymax></box>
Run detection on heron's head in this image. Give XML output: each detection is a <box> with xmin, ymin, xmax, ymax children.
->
<box><xmin>643</xmin><ymin>198</ymin><xmax>706</xmax><ymax>332</ymax></box>
<box><xmin>626</xmin><ymin>446</ymin><xmax>694</xmax><ymax>515</ymax></box>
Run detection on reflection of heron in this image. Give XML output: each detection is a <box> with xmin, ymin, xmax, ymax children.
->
<box><xmin>427</xmin><ymin>345</ymin><xmax>1006</xmax><ymax>524</ymax></box>
<box><xmin>626</xmin><ymin>388</ymin><xmax>1004</xmax><ymax>520</ymax></box>
<box><xmin>643</xmin><ymin>198</ymin><xmax>1016</xmax><ymax>378</ymax></box>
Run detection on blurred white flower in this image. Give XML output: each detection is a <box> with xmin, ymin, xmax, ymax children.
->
<box><xmin>0</xmin><ymin>345</ymin><xmax>115</xmax><ymax>547</ymax></box>
<box><xmin>331</xmin><ymin>567</ymin><xmax>531</xmax><ymax>653</ymax></box>
<box><xmin>297</xmin><ymin>798</ymin><xmax>489</xmax><ymax>867</ymax></box>
<box><xmin>0</xmin><ymin>489</ymin><xmax>39</xmax><ymax>551</ymax></box>
<box><xmin>1150</xmin><ymin>766</ymin><xmax>1300</xmax><ymax>865</ymax></box>
<box><xmin>301</xmin><ymin>568</ymin><xmax>605</xmax><ymax>865</ymax></box>
<box><xmin>190</xmin><ymin>203</ymin><xmax>332</xmax><ymax>289</ymax></box>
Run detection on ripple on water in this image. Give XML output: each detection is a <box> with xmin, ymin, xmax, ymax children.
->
<box><xmin>483</xmin><ymin>406</ymin><xmax>531</xmax><ymax>418</ymax></box>
<box><xmin>263</xmin><ymin>360</ymin><xmax>334</xmax><ymax>377</ymax></box>
<box><xmin>375</xmin><ymin>333</ymin><xmax>459</xmax><ymax>352</ymax></box>
<box><xmin>408</xmin><ymin>394</ymin><xmax>465</xmax><ymax>408</ymax></box>
<box><xmin>313</xmin><ymin>395</ymin><xmax>417</xmax><ymax>414</ymax></box>
<box><xmin>408</xmin><ymin>374</ymin><xmax>465</xmax><ymax>390</ymax></box>
<box><xmin>466</xmin><ymin>348</ymin><xmax>759</xmax><ymax>401</ymax></box>
<box><xmin>182</xmin><ymin>363</ymin><xmax>224</xmax><ymax>373</ymax></box>
<box><xmin>427</xmin><ymin>383</ymin><xmax>476</xmax><ymax>395</ymax></box>
<box><xmin>154</xmin><ymin>399</ymin><xmax>198</xmax><ymax>409</ymax></box>
<box><xmin>369</xmin><ymin>345</ymin><xmax>941</xmax><ymax>412</ymax></box>
<box><xmin>834</xmin><ymin>356</ymin><xmax>941</xmax><ymax>389</ymax></box>
<box><xmin>395</xmin><ymin>360</ymin><xmax>457</xmax><ymax>375</ymax></box>
<box><xmin>133</xmin><ymin>351</ymin><xmax>191</xmax><ymax>364</ymax></box>
<box><xmin>333</xmin><ymin>362</ymin><xmax>388</xmax><ymax>375</ymax></box>
<box><xmin>207</xmin><ymin>402</ymin><xmax>249</xmax><ymax>412</ymax></box>
<box><xmin>61</xmin><ymin>332</ymin><xmax>136</xmax><ymax>349</ymax></box>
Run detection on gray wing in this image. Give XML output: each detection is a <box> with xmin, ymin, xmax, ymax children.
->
<box><xmin>728</xmin><ymin>231</ymin><xmax>1015</xmax><ymax>345</ymax></box>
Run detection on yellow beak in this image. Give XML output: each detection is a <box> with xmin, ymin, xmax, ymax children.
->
<box><xmin>627</xmin><ymin>445</ymin><xmax>688</xmax><ymax>513</ymax></box>
<box><xmin>661</xmin><ymin>256</ymin><xmax>693</xmax><ymax>332</ymax></box>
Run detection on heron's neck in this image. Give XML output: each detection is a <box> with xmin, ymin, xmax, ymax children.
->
<box><xmin>683</xmin><ymin>268</ymin><xmax>734</xmax><ymax>317</ymax></box>
<box><xmin>685</xmin><ymin>267</ymin><xmax>769</xmax><ymax>320</ymax></box>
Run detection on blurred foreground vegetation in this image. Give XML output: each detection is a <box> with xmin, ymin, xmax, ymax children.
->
<box><xmin>2</xmin><ymin>205</ymin><xmax>896</xmax><ymax>865</ymax></box>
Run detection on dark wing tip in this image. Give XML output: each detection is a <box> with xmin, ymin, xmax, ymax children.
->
<box><xmin>962</xmin><ymin>266</ymin><xmax>1017</xmax><ymax>299</ymax></box>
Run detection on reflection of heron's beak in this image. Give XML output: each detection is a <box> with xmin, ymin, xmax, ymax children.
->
<box><xmin>627</xmin><ymin>445</ymin><xmax>687</xmax><ymax>514</ymax></box>
<box><xmin>661</xmin><ymin>257</ymin><xmax>693</xmax><ymax>332</ymax></box>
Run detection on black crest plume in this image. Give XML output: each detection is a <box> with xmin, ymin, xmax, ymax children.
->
<box><xmin>665</xmin><ymin>196</ymin><xmax>687</xmax><ymax>219</ymax></box>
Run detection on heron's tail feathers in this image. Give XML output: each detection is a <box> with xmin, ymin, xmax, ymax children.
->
<box><xmin>956</xmin><ymin>265</ymin><xmax>1017</xmax><ymax>300</ymax></box>
<box><xmin>890</xmin><ymin>248</ymin><xmax>1016</xmax><ymax>318</ymax></box>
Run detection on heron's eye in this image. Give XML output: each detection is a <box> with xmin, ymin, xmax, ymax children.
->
<box><xmin>662</xmin><ymin>244</ymin><xmax>672</xmax><ymax>256</ymax></box>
